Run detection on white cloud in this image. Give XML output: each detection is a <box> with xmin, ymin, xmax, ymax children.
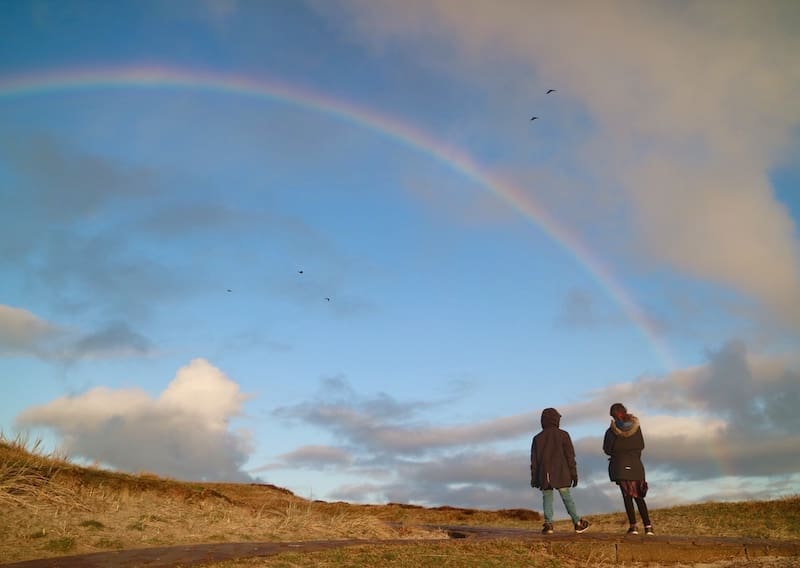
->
<box><xmin>16</xmin><ymin>358</ymin><xmax>254</xmax><ymax>481</ymax></box>
<box><xmin>643</xmin><ymin>414</ymin><xmax>727</xmax><ymax>441</ymax></box>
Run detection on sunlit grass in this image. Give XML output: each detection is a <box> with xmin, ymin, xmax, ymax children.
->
<box><xmin>2</xmin><ymin>433</ymin><xmax>798</xmax><ymax>566</ymax></box>
<box><xmin>0</xmin><ymin>434</ymin><xmax>442</xmax><ymax>563</ymax></box>
<box><xmin>199</xmin><ymin>540</ymin><xmax>580</xmax><ymax>568</ymax></box>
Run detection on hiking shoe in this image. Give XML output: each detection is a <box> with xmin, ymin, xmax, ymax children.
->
<box><xmin>627</xmin><ymin>525</ymin><xmax>639</xmax><ymax>535</ymax></box>
<box><xmin>574</xmin><ymin>519</ymin><xmax>590</xmax><ymax>533</ymax></box>
<box><xmin>645</xmin><ymin>525</ymin><xmax>654</xmax><ymax>536</ymax></box>
<box><xmin>541</xmin><ymin>523</ymin><xmax>554</xmax><ymax>534</ymax></box>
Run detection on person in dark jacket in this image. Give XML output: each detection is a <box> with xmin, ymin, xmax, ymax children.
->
<box><xmin>603</xmin><ymin>402</ymin><xmax>653</xmax><ymax>535</ymax></box>
<box><xmin>530</xmin><ymin>407</ymin><xmax>590</xmax><ymax>534</ymax></box>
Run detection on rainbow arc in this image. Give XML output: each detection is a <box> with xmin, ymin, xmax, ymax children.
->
<box><xmin>0</xmin><ymin>65</ymin><xmax>677</xmax><ymax>371</ymax></box>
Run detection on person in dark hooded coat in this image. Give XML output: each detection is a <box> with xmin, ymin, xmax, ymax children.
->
<box><xmin>530</xmin><ymin>408</ymin><xmax>590</xmax><ymax>534</ymax></box>
<box><xmin>603</xmin><ymin>402</ymin><xmax>653</xmax><ymax>535</ymax></box>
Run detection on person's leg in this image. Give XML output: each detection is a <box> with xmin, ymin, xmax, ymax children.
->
<box><xmin>560</xmin><ymin>487</ymin><xmax>590</xmax><ymax>532</ymax></box>
<box><xmin>557</xmin><ymin>487</ymin><xmax>581</xmax><ymax>524</ymax></box>
<box><xmin>620</xmin><ymin>486</ymin><xmax>637</xmax><ymax>525</ymax></box>
<box><xmin>635</xmin><ymin>497</ymin><xmax>651</xmax><ymax>526</ymax></box>
<box><xmin>542</xmin><ymin>489</ymin><xmax>554</xmax><ymax>524</ymax></box>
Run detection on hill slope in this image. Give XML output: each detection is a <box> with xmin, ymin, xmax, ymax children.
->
<box><xmin>1</xmin><ymin>437</ymin><xmax>798</xmax><ymax>564</ymax></box>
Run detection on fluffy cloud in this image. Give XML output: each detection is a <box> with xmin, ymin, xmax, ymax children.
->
<box><xmin>16</xmin><ymin>358</ymin><xmax>254</xmax><ymax>481</ymax></box>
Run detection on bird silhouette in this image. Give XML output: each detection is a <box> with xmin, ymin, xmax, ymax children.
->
<box><xmin>546</xmin><ymin>89</ymin><xmax>556</xmax><ymax>94</ymax></box>
<box><xmin>298</xmin><ymin>270</ymin><xmax>303</xmax><ymax>274</ymax></box>
<box><xmin>530</xmin><ymin>116</ymin><xmax>539</xmax><ymax>121</ymax></box>
<box><xmin>324</xmin><ymin>297</ymin><xmax>330</xmax><ymax>302</ymax></box>
<box><xmin>227</xmin><ymin>289</ymin><xmax>232</xmax><ymax>293</ymax></box>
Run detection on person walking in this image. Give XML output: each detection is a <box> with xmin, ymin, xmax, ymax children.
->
<box><xmin>530</xmin><ymin>407</ymin><xmax>590</xmax><ymax>534</ymax></box>
<box><xmin>603</xmin><ymin>402</ymin><xmax>653</xmax><ymax>535</ymax></box>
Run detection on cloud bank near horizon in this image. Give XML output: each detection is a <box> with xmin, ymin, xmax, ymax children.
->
<box><xmin>266</xmin><ymin>340</ymin><xmax>800</xmax><ymax>511</ymax></box>
<box><xmin>10</xmin><ymin>339</ymin><xmax>799</xmax><ymax>513</ymax></box>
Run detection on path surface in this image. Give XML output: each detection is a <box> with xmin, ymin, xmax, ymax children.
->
<box><xmin>3</xmin><ymin>525</ymin><xmax>799</xmax><ymax>567</ymax></box>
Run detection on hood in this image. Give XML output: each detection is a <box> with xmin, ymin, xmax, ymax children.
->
<box><xmin>541</xmin><ymin>407</ymin><xmax>561</xmax><ymax>429</ymax></box>
<box><xmin>610</xmin><ymin>415</ymin><xmax>640</xmax><ymax>437</ymax></box>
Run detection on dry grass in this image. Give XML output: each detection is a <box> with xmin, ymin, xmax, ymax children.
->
<box><xmin>0</xmin><ymin>435</ymin><xmax>442</xmax><ymax>563</ymax></box>
<box><xmin>195</xmin><ymin>540</ymin><xmax>578</xmax><ymax>568</ymax></box>
<box><xmin>545</xmin><ymin>495</ymin><xmax>800</xmax><ymax>540</ymax></box>
<box><xmin>196</xmin><ymin>544</ymin><xmax>800</xmax><ymax>568</ymax></box>
<box><xmin>1</xmin><ymin>435</ymin><xmax>798</xmax><ymax>567</ymax></box>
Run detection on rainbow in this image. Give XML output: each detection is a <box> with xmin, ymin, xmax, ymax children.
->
<box><xmin>0</xmin><ymin>65</ymin><xmax>676</xmax><ymax>370</ymax></box>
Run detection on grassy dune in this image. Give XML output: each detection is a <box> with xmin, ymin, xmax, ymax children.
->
<box><xmin>1</xmin><ymin>435</ymin><xmax>798</xmax><ymax>566</ymax></box>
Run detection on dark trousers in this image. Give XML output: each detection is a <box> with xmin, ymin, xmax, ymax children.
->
<box><xmin>621</xmin><ymin>487</ymin><xmax>650</xmax><ymax>526</ymax></box>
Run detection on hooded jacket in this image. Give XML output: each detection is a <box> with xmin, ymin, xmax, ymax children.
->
<box><xmin>603</xmin><ymin>414</ymin><xmax>646</xmax><ymax>481</ymax></box>
<box><xmin>530</xmin><ymin>408</ymin><xmax>578</xmax><ymax>490</ymax></box>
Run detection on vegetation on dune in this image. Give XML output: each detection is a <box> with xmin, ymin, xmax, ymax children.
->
<box><xmin>1</xmin><ymin>434</ymin><xmax>798</xmax><ymax>566</ymax></box>
<box><xmin>0</xmin><ymin>435</ymin><xmax>442</xmax><ymax>563</ymax></box>
<box><xmin>196</xmin><ymin>543</ymin><xmax>800</xmax><ymax>568</ymax></box>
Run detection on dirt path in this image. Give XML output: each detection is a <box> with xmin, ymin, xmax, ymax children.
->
<box><xmin>3</xmin><ymin>526</ymin><xmax>799</xmax><ymax>567</ymax></box>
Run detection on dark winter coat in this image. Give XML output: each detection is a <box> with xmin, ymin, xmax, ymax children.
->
<box><xmin>530</xmin><ymin>408</ymin><xmax>578</xmax><ymax>490</ymax></box>
<box><xmin>603</xmin><ymin>415</ymin><xmax>646</xmax><ymax>481</ymax></box>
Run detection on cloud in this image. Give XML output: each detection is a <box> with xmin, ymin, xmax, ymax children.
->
<box><xmin>0</xmin><ymin>305</ymin><xmax>153</xmax><ymax>362</ymax></box>
<box><xmin>256</xmin><ymin>445</ymin><xmax>353</xmax><ymax>472</ymax></box>
<box><xmin>564</xmin><ymin>340</ymin><xmax>800</xmax><ymax>482</ymax></box>
<box><xmin>0</xmin><ymin>305</ymin><xmax>62</xmax><ymax>357</ymax></box>
<box><xmin>272</xmin><ymin>341</ymin><xmax>800</xmax><ymax>511</ymax></box>
<box><xmin>553</xmin><ymin>288</ymin><xmax>664</xmax><ymax>332</ymax></box>
<box><xmin>320</xmin><ymin>1</ymin><xmax>800</xmax><ymax>327</ymax></box>
<box><xmin>16</xmin><ymin>358</ymin><xmax>254</xmax><ymax>481</ymax></box>
<box><xmin>0</xmin><ymin>133</ymin><xmax>156</xmax><ymax>231</ymax></box>
<box><xmin>67</xmin><ymin>321</ymin><xmax>154</xmax><ymax>360</ymax></box>
<box><xmin>554</xmin><ymin>289</ymin><xmax>606</xmax><ymax>329</ymax></box>
<box><xmin>0</xmin><ymin>134</ymin><xmax>184</xmax><ymax>320</ymax></box>
<box><xmin>274</xmin><ymin>377</ymin><xmax>537</xmax><ymax>455</ymax></box>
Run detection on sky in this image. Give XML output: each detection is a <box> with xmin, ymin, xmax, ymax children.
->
<box><xmin>1</xmin><ymin>0</ymin><xmax>799</xmax><ymax>518</ymax></box>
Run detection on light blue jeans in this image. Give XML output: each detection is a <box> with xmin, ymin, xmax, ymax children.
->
<box><xmin>541</xmin><ymin>487</ymin><xmax>580</xmax><ymax>524</ymax></box>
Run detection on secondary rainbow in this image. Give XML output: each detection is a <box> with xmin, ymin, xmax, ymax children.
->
<box><xmin>0</xmin><ymin>65</ymin><xmax>677</xmax><ymax>370</ymax></box>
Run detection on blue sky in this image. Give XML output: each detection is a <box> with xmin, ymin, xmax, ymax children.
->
<box><xmin>1</xmin><ymin>0</ymin><xmax>799</xmax><ymax>517</ymax></box>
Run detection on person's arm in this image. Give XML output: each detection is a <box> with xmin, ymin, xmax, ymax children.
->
<box><xmin>563</xmin><ymin>432</ymin><xmax>578</xmax><ymax>485</ymax></box>
<box><xmin>602</xmin><ymin>428</ymin><xmax>615</xmax><ymax>456</ymax></box>
<box><xmin>530</xmin><ymin>438</ymin><xmax>539</xmax><ymax>488</ymax></box>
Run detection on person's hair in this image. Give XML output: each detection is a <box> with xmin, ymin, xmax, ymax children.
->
<box><xmin>609</xmin><ymin>402</ymin><xmax>627</xmax><ymax>417</ymax></box>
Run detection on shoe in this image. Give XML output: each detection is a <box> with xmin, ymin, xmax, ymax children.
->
<box><xmin>542</xmin><ymin>523</ymin><xmax>554</xmax><ymax>534</ymax></box>
<box><xmin>627</xmin><ymin>525</ymin><xmax>639</xmax><ymax>535</ymax></box>
<box><xmin>574</xmin><ymin>519</ymin><xmax>590</xmax><ymax>533</ymax></box>
<box><xmin>645</xmin><ymin>525</ymin><xmax>654</xmax><ymax>536</ymax></box>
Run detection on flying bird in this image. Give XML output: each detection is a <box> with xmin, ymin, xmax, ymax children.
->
<box><xmin>324</xmin><ymin>297</ymin><xmax>330</xmax><ymax>302</ymax></box>
<box><xmin>227</xmin><ymin>289</ymin><xmax>232</xmax><ymax>293</ymax></box>
<box><xmin>298</xmin><ymin>270</ymin><xmax>303</xmax><ymax>274</ymax></box>
<box><xmin>530</xmin><ymin>116</ymin><xmax>539</xmax><ymax>121</ymax></box>
<box><xmin>546</xmin><ymin>89</ymin><xmax>556</xmax><ymax>94</ymax></box>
